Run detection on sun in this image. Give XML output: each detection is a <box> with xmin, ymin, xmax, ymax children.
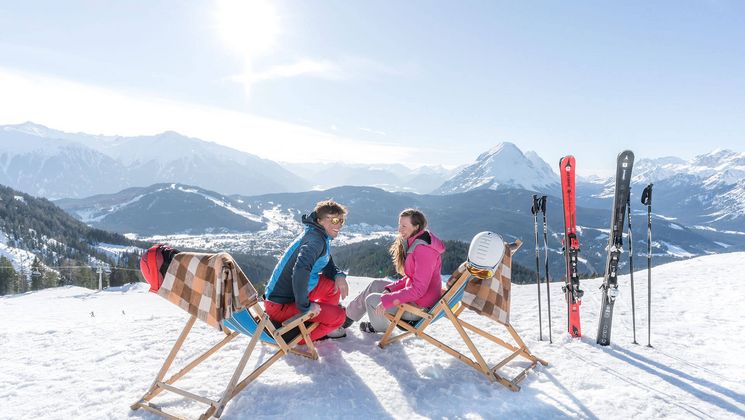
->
<box><xmin>214</xmin><ymin>0</ymin><xmax>280</xmax><ymax>58</ymax></box>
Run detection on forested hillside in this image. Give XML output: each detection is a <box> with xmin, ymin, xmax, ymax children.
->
<box><xmin>333</xmin><ymin>239</ymin><xmax>537</xmax><ymax>284</ymax></box>
<box><xmin>0</xmin><ymin>184</ymin><xmax>143</xmax><ymax>293</ymax></box>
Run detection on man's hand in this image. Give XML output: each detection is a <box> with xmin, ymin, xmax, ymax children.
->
<box><xmin>374</xmin><ymin>302</ymin><xmax>386</xmax><ymax>316</ymax></box>
<box><xmin>307</xmin><ymin>302</ymin><xmax>322</xmax><ymax>318</ymax></box>
<box><xmin>334</xmin><ymin>275</ymin><xmax>349</xmax><ymax>299</ymax></box>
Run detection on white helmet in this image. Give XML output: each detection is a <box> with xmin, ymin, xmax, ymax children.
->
<box><xmin>467</xmin><ymin>231</ymin><xmax>505</xmax><ymax>275</ymax></box>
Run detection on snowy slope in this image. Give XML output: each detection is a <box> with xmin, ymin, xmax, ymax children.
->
<box><xmin>1</xmin><ymin>253</ymin><xmax>744</xmax><ymax>419</ymax></box>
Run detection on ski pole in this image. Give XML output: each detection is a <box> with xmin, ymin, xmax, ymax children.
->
<box><xmin>642</xmin><ymin>184</ymin><xmax>653</xmax><ymax>347</ymax></box>
<box><xmin>627</xmin><ymin>196</ymin><xmax>637</xmax><ymax>344</ymax></box>
<box><xmin>541</xmin><ymin>195</ymin><xmax>553</xmax><ymax>343</ymax></box>
<box><xmin>531</xmin><ymin>194</ymin><xmax>543</xmax><ymax>341</ymax></box>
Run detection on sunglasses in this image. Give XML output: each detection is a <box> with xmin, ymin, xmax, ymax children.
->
<box><xmin>326</xmin><ymin>216</ymin><xmax>345</xmax><ymax>225</ymax></box>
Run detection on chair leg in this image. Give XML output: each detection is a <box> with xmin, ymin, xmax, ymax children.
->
<box><xmin>379</xmin><ymin>306</ymin><xmax>406</xmax><ymax>347</ymax></box>
<box><xmin>132</xmin><ymin>315</ymin><xmax>197</xmax><ymax>409</ymax></box>
<box><xmin>506</xmin><ymin>324</ymin><xmax>548</xmax><ymax>366</ymax></box>
<box><xmin>457</xmin><ymin>319</ymin><xmax>548</xmax><ymax>390</ymax></box>
<box><xmin>417</xmin><ymin>331</ymin><xmax>487</xmax><ymax>376</ymax></box>
<box><xmin>443</xmin><ymin>304</ymin><xmax>491</xmax><ymax>376</ymax></box>
<box><xmin>298</xmin><ymin>322</ymin><xmax>319</xmax><ymax>360</ymax></box>
<box><xmin>211</xmin><ymin>315</ymin><xmax>268</xmax><ymax>418</ymax></box>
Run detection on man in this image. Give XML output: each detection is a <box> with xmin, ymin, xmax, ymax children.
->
<box><xmin>263</xmin><ymin>200</ymin><xmax>350</xmax><ymax>341</ymax></box>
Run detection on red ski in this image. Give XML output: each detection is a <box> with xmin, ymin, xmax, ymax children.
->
<box><xmin>559</xmin><ymin>156</ymin><xmax>584</xmax><ymax>337</ymax></box>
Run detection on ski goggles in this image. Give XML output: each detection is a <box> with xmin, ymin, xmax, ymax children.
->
<box><xmin>326</xmin><ymin>216</ymin><xmax>345</xmax><ymax>225</ymax></box>
<box><xmin>465</xmin><ymin>263</ymin><xmax>496</xmax><ymax>279</ymax></box>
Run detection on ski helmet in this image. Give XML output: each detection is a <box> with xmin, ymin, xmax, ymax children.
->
<box><xmin>466</xmin><ymin>231</ymin><xmax>505</xmax><ymax>278</ymax></box>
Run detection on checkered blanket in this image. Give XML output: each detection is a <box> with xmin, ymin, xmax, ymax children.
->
<box><xmin>157</xmin><ymin>252</ymin><xmax>258</xmax><ymax>331</ymax></box>
<box><xmin>448</xmin><ymin>241</ymin><xmax>522</xmax><ymax>326</ymax></box>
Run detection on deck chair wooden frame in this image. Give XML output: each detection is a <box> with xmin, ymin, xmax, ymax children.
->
<box><xmin>378</xmin><ymin>270</ymin><xmax>547</xmax><ymax>392</ymax></box>
<box><xmin>131</xmin><ymin>302</ymin><xmax>319</xmax><ymax>419</ymax></box>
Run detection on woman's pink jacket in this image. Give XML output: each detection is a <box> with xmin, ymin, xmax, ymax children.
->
<box><xmin>380</xmin><ymin>230</ymin><xmax>445</xmax><ymax>309</ymax></box>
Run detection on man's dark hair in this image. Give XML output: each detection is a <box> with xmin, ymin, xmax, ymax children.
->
<box><xmin>314</xmin><ymin>200</ymin><xmax>347</xmax><ymax>220</ymax></box>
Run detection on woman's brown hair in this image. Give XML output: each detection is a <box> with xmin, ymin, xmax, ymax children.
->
<box><xmin>389</xmin><ymin>208</ymin><xmax>428</xmax><ymax>276</ymax></box>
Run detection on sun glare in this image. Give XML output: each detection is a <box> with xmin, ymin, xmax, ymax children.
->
<box><xmin>214</xmin><ymin>0</ymin><xmax>280</xmax><ymax>58</ymax></box>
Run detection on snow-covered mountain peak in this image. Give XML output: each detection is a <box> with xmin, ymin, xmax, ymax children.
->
<box><xmin>433</xmin><ymin>142</ymin><xmax>559</xmax><ymax>194</ymax></box>
<box><xmin>693</xmin><ymin>148</ymin><xmax>744</xmax><ymax>168</ymax></box>
<box><xmin>3</xmin><ymin>121</ymin><xmax>58</xmax><ymax>137</ymax></box>
<box><xmin>476</xmin><ymin>142</ymin><xmax>523</xmax><ymax>162</ymax></box>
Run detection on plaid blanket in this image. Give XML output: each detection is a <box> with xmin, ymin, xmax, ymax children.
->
<box><xmin>158</xmin><ymin>252</ymin><xmax>258</xmax><ymax>331</ymax></box>
<box><xmin>447</xmin><ymin>240</ymin><xmax>522</xmax><ymax>326</ymax></box>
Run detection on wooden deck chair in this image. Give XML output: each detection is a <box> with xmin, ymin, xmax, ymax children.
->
<box><xmin>131</xmin><ymin>252</ymin><xmax>319</xmax><ymax>419</ymax></box>
<box><xmin>378</xmin><ymin>237</ymin><xmax>547</xmax><ymax>392</ymax></box>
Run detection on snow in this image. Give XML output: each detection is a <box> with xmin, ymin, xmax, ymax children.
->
<box><xmin>658</xmin><ymin>241</ymin><xmax>696</xmax><ymax>258</ymax></box>
<box><xmin>436</xmin><ymin>142</ymin><xmax>559</xmax><ymax>194</ymax></box>
<box><xmin>75</xmin><ymin>192</ymin><xmax>149</xmax><ymax>223</ymax></box>
<box><xmin>2</xmin><ymin>253</ymin><xmax>744</xmax><ymax>419</ymax></box>
<box><xmin>0</xmin><ymin>232</ymin><xmax>37</xmax><ymax>273</ymax></box>
<box><xmin>692</xmin><ymin>225</ymin><xmax>745</xmax><ymax>236</ymax></box>
<box><xmin>174</xmin><ymin>185</ymin><xmax>264</xmax><ymax>224</ymax></box>
<box><xmin>653</xmin><ymin>213</ymin><xmax>677</xmax><ymax>221</ymax></box>
<box><xmin>95</xmin><ymin>243</ymin><xmax>142</xmax><ymax>259</ymax></box>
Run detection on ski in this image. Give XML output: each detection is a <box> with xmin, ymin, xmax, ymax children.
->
<box><xmin>596</xmin><ymin>150</ymin><xmax>635</xmax><ymax>346</ymax></box>
<box><xmin>559</xmin><ymin>156</ymin><xmax>583</xmax><ymax>337</ymax></box>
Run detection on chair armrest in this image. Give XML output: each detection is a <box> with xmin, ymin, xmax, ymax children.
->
<box><xmin>398</xmin><ymin>303</ymin><xmax>433</xmax><ymax>320</ymax></box>
<box><xmin>281</xmin><ymin>311</ymin><xmax>314</xmax><ymax>329</ymax></box>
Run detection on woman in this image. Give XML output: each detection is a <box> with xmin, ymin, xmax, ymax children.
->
<box><xmin>344</xmin><ymin>208</ymin><xmax>445</xmax><ymax>333</ymax></box>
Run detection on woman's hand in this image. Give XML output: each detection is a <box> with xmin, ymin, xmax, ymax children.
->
<box><xmin>374</xmin><ymin>302</ymin><xmax>386</xmax><ymax>316</ymax></box>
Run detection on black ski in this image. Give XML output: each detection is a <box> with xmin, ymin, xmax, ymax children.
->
<box><xmin>597</xmin><ymin>150</ymin><xmax>635</xmax><ymax>346</ymax></box>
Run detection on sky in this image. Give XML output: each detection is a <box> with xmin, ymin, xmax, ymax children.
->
<box><xmin>1</xmin><ymin>1</ymin><xmax>744</xmax><ymax>175</ymax></box>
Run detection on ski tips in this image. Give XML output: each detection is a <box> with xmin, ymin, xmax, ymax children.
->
<box><xmin>559</xmin><ymin>155</ymin><xmax>575</xmax><ymax>170</ymax></box>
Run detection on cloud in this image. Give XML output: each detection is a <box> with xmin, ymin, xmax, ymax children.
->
<box><xmin>253</xmin><ymin>58</ymin><xmax>345</xmax><ymax>82</ymax></box>
<box><xmin>359</xmin><ymin>127</ymin><xmax>388</xmax><ymax>136</ymax></box>
<box><xmin>0</xmin><ymin>67</ymin><xmax>418</xmax><ymax>165</ymax></box>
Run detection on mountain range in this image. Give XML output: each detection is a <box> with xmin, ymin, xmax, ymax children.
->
<box><xmin>55</xmin><ymin>183</ymin><xmax>745</xmax><ymax>279</ymax></box>
<box><xmin>4</xmin><ymin>122</ymin><xmax>745</xmax><ymax>278</ymax></box>
<box><xmin>0</xmin><ymin>122</ymin><xmax>455</xmax><ymax>197</ymax></box>
<box><xmin>0</xmin><ymin>122</ymin><xmax>308</xmax><ymax>198</ymax></box>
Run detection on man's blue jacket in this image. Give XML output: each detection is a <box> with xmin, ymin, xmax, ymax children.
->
<box><xmin>264</xmin><ymin>212</ymin><xmax>345</xmax><ymax>312</ymax></box>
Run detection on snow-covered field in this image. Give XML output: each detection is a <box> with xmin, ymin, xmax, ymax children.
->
<box><xmin>2</xmin><ymin>253</ymin><xmax>744</xmax><ymax>419</ymax></box>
